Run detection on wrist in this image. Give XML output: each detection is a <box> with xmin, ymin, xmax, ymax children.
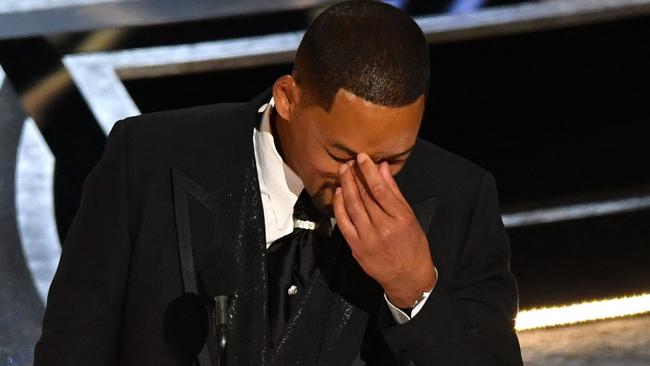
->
<box><xmin>385</xmin><ymin>265</ymin><xmax>437</xmax><ymax>308</ymax></box>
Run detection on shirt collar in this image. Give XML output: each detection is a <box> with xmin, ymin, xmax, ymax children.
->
<box><xmin>254</xmin><ymin>97</ymin><xmax>304</xmax><ymax>227</ymax></box>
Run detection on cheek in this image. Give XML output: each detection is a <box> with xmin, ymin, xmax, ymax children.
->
<box><xmin>300</xmin><ymin>157</ymin><xmax>339</xmax><ymax>196</ymax></box>
<box><xmin>387</xmin><ymin>161</ymin><xmax>408</xmax><ymax>177</ymax></box>
<box><xmin>303</xmin><ymin>158</ymin><xmax>337</xmax><ymax>186</ymax></box>
<box><xmin>288</xmin><ymin>125</ymin><xmax>338</xmax><ymax>190</ymax></box>
<box><xmin>298</xmin><ymin>144</ymin><xmax>338</xmax><ymax>178</ymax></box>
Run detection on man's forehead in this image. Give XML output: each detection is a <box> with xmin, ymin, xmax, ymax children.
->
<box><xmin>304</xmin><ymin>87</ymin><xmax>423</xmax><ymax>159</ymax></box>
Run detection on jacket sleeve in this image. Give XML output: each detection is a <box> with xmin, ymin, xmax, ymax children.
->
<box><xmin>34</xmin><ymin>120</ymin><xmax>133</xmax><ymax>365</ymax></box>
<box><xmin>377</xmin><ymin>172</ymin><xmax>523</xmax><ymax>365</ymax></box>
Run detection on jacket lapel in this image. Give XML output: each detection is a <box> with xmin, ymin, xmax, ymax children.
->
<box><xmin>170</xmin><ymin>166</ymin><xmax>221</xmax><ymax>366</ymax></box>
<box><xmin>267</xmin><ymin>226</ymin><xmax>356</xmax><ymax>365</ymax></box>
<box><xmin>170</xmin><ymin>89</ymin><xmax>274</xmax><ymax>366</ymax></box>
<box><xmin>171</xmin><ymin>160</ymin><xmax>273</xmax><ymax>366</ymax></box>
<box><xmin>411</xmin><ymin>196</ymin><xmax>438</xmax><ymax>235</ymax></box>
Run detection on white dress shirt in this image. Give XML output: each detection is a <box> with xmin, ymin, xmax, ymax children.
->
<box><xmin>252</xmin><ymin>97</ymin><xmax>431</xmax><ymax>324</ymax></box>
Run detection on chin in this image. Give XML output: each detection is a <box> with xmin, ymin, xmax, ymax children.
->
<box><xmin>312</xmin><ymin>194</ymin><xmax>334</xmax><ymax>217</ymax></box>
<box><xmin>309</xmin><ymin>182</ymin><xmax>336</xmax><ymax>214</ymax></box>
<box><xmin>322</xmin><ymin>204</ymin><xmax>334</xmax><ymax>218</ymax></box>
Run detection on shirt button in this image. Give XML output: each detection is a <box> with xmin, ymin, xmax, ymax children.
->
<box><xmin>287</xmin><ymin>285</ymin><xmax>298</xmax><ymax>296</ymax></box>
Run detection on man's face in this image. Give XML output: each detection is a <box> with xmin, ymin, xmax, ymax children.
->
<box><xmin>274</xmin><ymin>80</ymin><xmax>425</xmax><ymax>216</ymax></box>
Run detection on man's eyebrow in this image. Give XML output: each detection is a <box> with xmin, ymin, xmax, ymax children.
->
<box><xmin>331</xmin><ymin>141</ymin><xmax>415</xmax><ymax>160</ymax></box>
<box><xmin>331</xmin><ymin>142</ymin><xmax>358</xmax><ymax>157</ymax></box>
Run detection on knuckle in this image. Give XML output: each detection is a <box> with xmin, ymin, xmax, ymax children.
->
<box><xmin>379</xmin><ymin>226</ymin><xmax>393</xmax><ymax>239</ymax></box>
<box><xmin>358</xmin><ymin>186</ymin><xmax>371</xmax><ymax>200</ymax></box>
<box><xmin>349</xmin><ymin>200</ymin><xmax>363</xmax><ymax>213</ymax></box>
<box><xmin>397</xmin><ymin>212</ymin><xmax>415</xmax><ymax>226</ymax></box>
<box><xmin>340</xmin><ymin>222</ymin><xmax>353</xmax><ymax>234</ymax></box>
<box><xmin>370</xmin><ymin>183</ymin><xmax>386</xmax><ymax>197</ymax></box>
<box><xmin>351</xmin><ymin>247</ymin><xmax>368</xmax><ymax>262</ymax></box>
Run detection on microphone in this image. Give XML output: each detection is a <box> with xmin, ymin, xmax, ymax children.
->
<box><xmin>213</xmin><ymin>295</ymin><xmax>230</xmax><ymax>366</ymax></box>
<box><xmin>197</xmin><ymin>251</ymin><xmax>237</xmax><ymax>366</ymax></box>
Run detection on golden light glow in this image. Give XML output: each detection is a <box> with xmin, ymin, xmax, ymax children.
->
<box><xmin>515</xmin><ymin>293</ymin><xmax>650</xmax><ymax>331</ymax></box>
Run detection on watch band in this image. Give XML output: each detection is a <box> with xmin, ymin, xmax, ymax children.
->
<box><xmin>397</xmin><ymin>266</ymin><xmax>438</xmax><ymax>314</ymax></box>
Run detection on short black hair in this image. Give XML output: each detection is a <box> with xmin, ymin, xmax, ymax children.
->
<box><xmin>293</xmin><ymin>0</ymin><xmax>430</xmax><ymax>111</ymax></box>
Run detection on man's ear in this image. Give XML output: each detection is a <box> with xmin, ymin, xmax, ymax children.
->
<box><xmin>272</xmin><ymin>75</ymin><xmax>299</xmax><ymax>121</ymax></box>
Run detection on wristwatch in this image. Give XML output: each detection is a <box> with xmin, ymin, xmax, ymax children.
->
<box><xmin>398</xmin><ymin>266</ymin><xmax>438</xmax><ymax>315</ymax></box>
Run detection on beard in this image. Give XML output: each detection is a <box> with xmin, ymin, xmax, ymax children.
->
<box><xmin>310</xmin><ymin>181</ymin><xmax>337</xmax><ymax>217</ymax></box>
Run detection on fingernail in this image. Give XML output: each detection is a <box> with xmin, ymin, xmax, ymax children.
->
<box><xmin>357</xmin><ymin>153</ymin><xmax>368</xmax><ymax>163</ymax></box>
<box><xmin>339</xmin><ymin>164</ymin><xmax>348</xmax><ymax>174</ymax></box>
<box><xmin>335</xmin><ymin>187</ymin><xmax>341</xmax><ymax>195</ymax></box>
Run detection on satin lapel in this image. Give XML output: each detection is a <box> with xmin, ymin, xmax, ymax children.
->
<box><xmin>411</xmin><ymin>196</ymin><xmax>438</xmax><ymax>235</ymax></box>
<box><xmin>268</xmin><ymin>227</ymin><xmax>358</xmax><ymax>366</ymax></box>
<box><xmin>169</xmin><ymin>88</ymin><xmax>274</xmax><ymax>366</ymax></box>
<box><xmin>393</xmin><ymin>137</ymin><xmax>440</xmax><ymax>236</ymax></box>
<box><xmin>170</xmin><ymin>167</ymin><xmax>219</xmax><ymax>366</ymax></box>
<box><xmin>171</xmin><ymin>161</ymin><xmax>271</xmax><ymax>366</ymax></box>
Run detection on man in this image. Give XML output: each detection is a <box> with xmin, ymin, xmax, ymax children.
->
<box><xmin>35</xmin><ymin>1</ymin><xmax>523</xmax><ymax>365</ymax></box>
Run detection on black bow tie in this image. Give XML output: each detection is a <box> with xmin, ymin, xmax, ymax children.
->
<box><xmin>266</xmin><ymin>189</ymin><xmax>330</xmax><ymax>347</ymax></box>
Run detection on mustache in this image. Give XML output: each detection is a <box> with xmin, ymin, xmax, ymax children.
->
<box><xmin>311</xmin><ymin>181</ymin><xmax>338</xmax><ymax>216</ymax></box>
<box><xmin>315</xmin><ymin>181</ymin><xmax>338</xmax><ymax>195</ymax></box>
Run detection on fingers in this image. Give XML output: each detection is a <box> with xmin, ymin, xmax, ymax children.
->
<box><xmin>332</xmin><ymin>186</ymin><xmax>358</xmax><ymax>240</ymax></box>
<box><xmin>350</xmin><ymin>162</ymin><xmax>389</xmax><ymax>226</ymax></box>
<box><xmin>338</xmin><ymin>162</ymin><xmax>373</xmax><ymax>235</ymax></box>
<box><xmin>356</xmin><ymin>153</ymin><xmax>402</xmax><ymax>216</ymax></box>
<box><xmin>379</xmin><ymin>161</ymin><xmax>409</xmax><ymax>207</ymax></box>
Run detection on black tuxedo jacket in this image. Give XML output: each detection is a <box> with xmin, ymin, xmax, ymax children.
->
<box><xmin>34</xmin><ymin>88</ymin><xmax>523</xmax><ymax>366</ymax></box>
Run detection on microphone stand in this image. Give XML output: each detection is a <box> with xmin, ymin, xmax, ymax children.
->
<box><xmin>213</xmin><ymin>295</ymin><xmax>229</xmax><ymax>366</ymax></box>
